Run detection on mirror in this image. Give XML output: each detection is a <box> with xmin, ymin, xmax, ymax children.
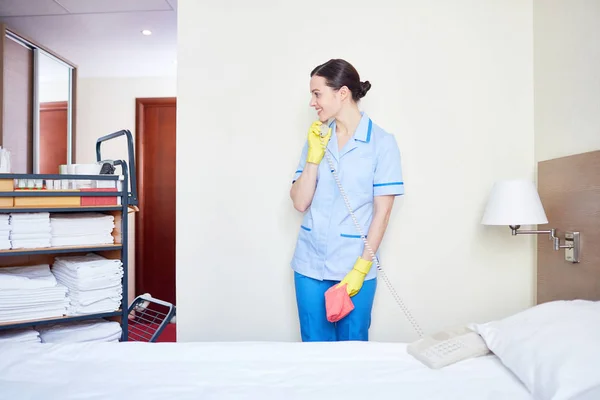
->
<box><xmin>35</xmin><ymin>50</ymin><xmax>74</xmax><ymax>174</ymax></box>
<box><xmin>1</xmin><ymin>27</ymin><xmax>76</xmax><ymax>174</ymax></box>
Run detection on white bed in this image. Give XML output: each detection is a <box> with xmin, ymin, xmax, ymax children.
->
<box><xmin>1</xmin><ymin>299</ymin><xmax>599</xmax><ymax>400</ymax></box>
<box><xmin>0</xmin><ymin>341</ymin><xmax>531</xmax><ymax>400</ymax></box>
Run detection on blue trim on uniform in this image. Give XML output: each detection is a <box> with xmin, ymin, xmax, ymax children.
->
<box><xmin>365</xmin><ymin>119</ymin><xmax>372</xmax><ymax>143</ymax></box>
<box><xmin>373</xmin><ymin>181</ymin><xmax>404</xmax><ymax>187</ymax></box>
<box><xmin>355</xmin><ymin>118</ymin><xmax>373</xmax><ymax>143</ymax></box>
<box><xmin>301</xmin><ymin>225</ymin><xmax>311</xmax><ymax>232</ymax></box>
<box><xmin>340</xmin><ymin>234</ymin><xmax>365</xmax><ymax>238</ymax></box>
<box><xmin>295</xmin><ymin>169</ymin><xmax>303</xmax><ymax>174</ymax></box>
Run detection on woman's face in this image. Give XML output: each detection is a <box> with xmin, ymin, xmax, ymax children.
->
<box><xmin>309</xmin><ymin>75</ymin><xmax>342</xmax><ymax>122</ymax></box>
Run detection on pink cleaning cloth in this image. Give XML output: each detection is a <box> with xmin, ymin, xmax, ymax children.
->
<box><xmin>325</xmin><ymin>283</ymin><xmax>355</xmax><ymax>323</ymax></box>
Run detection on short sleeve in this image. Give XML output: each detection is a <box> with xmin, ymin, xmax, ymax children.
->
<box><xmin>373</xmin><ymin>134</ymin><xmax>404</xmax><ymax>196</ymax></box>
<box><xmin>292</xmin><ymin>141</ymin><xmax>308</xmax><ymax>184</ymax></box>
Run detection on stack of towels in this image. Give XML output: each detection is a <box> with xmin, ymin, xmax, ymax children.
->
<box><xmin>37</xmin><ymin>319</ymin><xmax>122</xmax><ymax>343</ymax></box>
<box><xmin>50</xmin><ymin>213</ymin><xmax>115</xmax><ymax>247</ymax></box>
<box><xmin>52</xmin><ymin>253</ymin><xmax>123</xmax><ymax>315</ymax></box>
<box><xmin>0</xmin><ymin>264</ymin><xmax>69</xmax><ymax>323</ymax></box>
<box><xmin>0</xmin><ymin>214</ymin><xmax>10</xmax><ymax>250</ymax></box>
<box><xmin>0</xmin><ymin>327</ymin><xmax>41</xmax><ymax>344</ymax></box>
<box><xmin>9</xmin><ymin>213</ymin><xmax>52</xmax><ymax>249</ymax></box>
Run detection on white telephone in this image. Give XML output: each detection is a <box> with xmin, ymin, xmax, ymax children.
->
<box><xmin>407</xmin><ymin>325</ymin><xmax>490</xmax><ymax>369</ymax></box>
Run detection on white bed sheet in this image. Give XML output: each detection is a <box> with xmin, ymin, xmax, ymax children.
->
<box><xmin>0</xmin><ymin>341</ymin><xmax>532</xmax><ymax>400</ymax></box>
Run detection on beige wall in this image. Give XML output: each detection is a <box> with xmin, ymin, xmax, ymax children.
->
<box><xmin>534</xmin><ymin>0</ymin><xmax>600</xmax><ymax>162</ymax></box>
<box><xmin>75</xmin><ymin>76</ymin><xmax>176</xmax><ymax>306</ymax></box>
<box><xmin>176</xmin><ymin>0</ymin><xmax>535</xmax><ymax>342</ymax></box>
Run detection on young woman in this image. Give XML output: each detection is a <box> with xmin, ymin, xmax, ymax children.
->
<box><xmin>290</xmin><ymin>59</ymin><xmax>404</xmax><ymax>342</ymax></box>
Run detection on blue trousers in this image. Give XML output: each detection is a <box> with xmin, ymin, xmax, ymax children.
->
<box><xmin>294</xmin><ymin>272</ymin><xmax>377</xmax><ymax>342</ymax></box>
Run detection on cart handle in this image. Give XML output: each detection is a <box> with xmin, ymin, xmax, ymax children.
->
<box><xmin>96</xmin><ymin>129</ymin><xmax>138</xmax><ymax>207</ymax></box>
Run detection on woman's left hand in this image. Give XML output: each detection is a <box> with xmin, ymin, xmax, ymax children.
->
<box><xmin>338</xmin><ymin>257</ymin><xmax>373</xmax><ymax>297</ymax></box>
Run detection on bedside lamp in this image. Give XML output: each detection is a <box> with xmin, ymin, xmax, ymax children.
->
<box><xmin>481</xmin><ymin>180</ymin><xmax>580</xmax><ymax>263</ymax></box>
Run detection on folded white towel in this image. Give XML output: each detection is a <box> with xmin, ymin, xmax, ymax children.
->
<box><xmin>0</xmin><ymin>288</ymin><xmax>69</xmax><ymax>322</ymax></box>
<box><xmin>69</xmin><ymin>289</ymin><xmax>123</xmax><ymax>306</ymax></box>
<box><xmin>50</xmin><ymin>214</ymin><xmax>115</xmax><ymax>239</ymax></box>
<box><xmin>10</xmin><ymin>212</ymin><xmax>50</xmax><ymax>221</ymax></box>
<box><xmin>66</xmin><ymin>298</ymin><xmax>121</xmax><ymax>315</ymax></box>
<box><xmin>0</xmin><ymin>264</ymin><xmax>57</xmax><ymax>290</ymax></box>
<box><xmin>10</xmin><ymin>224</ymin><xmax>51</xmax><ymax>235</ymax></box>
<box><xmin>53</xmin><ymin>254</ymin><xmax>122</xmax><ymax>273</ymax></box>
<box><xmin>54</xmin><ymin>253</ymin><xmax>121</xmax><ymax>265</ymax></box>
<box><xmin>11</xmin><ymin>239</ymin><xmax>51</xmax><ymax>249</ymax></box>
<box><xmin>0</xmin><ymin>301</ymin><xmax>70</xmax><ymax>316</ymax></box>
<box><xmin>0</xmin><ymin>288</ymin><xmax>69</xmax><ymax>310</ymax></box>
<box><xmin>38</xmin><ymin>319</ymin><xmax>122</xmax><ymax>343</ymax></box>
<box><xmin>53</xmin><ymin>261</ymin><xmax>122</xmax><ymax>273</ymax></box>
<box><xmin>0</xmin><ymin>284</ymin><xmax>69</xmax><ymax>322</ymax></box>
<box><xmin>52</xmin><ymin>270</ymin><xmax>123</xmax><ymax>290</ymax></box>
<box><xmin>10</xmin><ymin>232</ymin><xmax>52</xmax><ymax>241</ymax></box>
<box><xmin>0</xmin><ymin>284</ymin><xmax>67</xmax><ymax>298</ymax></box>
<box><xmin>50</xmin><ymin>213</ymin><xmax>114</xmax><ymax>223</ymax></box>
<box><xmin>50</xmin><ymin>229</ymin><xmax>114</xmax><ymax>238</ymax></box>
<box><xmin>51</xmin><ymin>234</ymin><xmax>114</xmax><ymax>247</ymax></box>
<box><xmin>0</xmin><ymin>293</ymin><xmax>69</xmax><ymax>308</ymax></box>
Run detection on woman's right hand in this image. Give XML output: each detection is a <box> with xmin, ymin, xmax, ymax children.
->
<box><xmin>306</xmin><ymin>121</ymin><xmax>331</xmax><ymax>165</ymax></box>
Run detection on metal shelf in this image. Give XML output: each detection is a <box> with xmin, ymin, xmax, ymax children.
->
<box><xmin>0</xmin><ymin>173</ymin><xmax>120</xmax><ymax>180</ymax></box>
<box><xmin>0</xmin><ymin>244</ymin><xmax>122</xmax><ymax>256</ymax></box>
<box><xmin>0</xmin><ymin>310</ymin><xmax>123</xmax><ymax>331</ymax></box>
<box><xmin>0</xmin><ymin>206</ymin><xmax>122</xmax><ymax>213</ymax></box>
<box><xmin>0</xmin><ymin>191</ymin><xmax>121</xmax><ymax>197</ymax></box>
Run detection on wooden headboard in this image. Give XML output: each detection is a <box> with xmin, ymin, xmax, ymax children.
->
<box><xmin>537</xmin><ymin>150</ymin><xmax>600</xmax><ymax>304</ymax></box>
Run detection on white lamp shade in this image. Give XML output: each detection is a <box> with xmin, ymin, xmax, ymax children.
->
<box><xmin>481</xmin><ymin>180</ymin><xmax>548</xmax><ymax>226</ymax></box>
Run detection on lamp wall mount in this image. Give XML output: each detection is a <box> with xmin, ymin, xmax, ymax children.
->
<box><xmin>509</xmin><ymin>225</ymin><xmax>580</xmax><ymax>263</ymax></box>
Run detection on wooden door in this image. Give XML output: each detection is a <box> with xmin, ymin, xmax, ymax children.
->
<box><xmin>39</xmin><ymin>101</ymin><xmax>68</xmax><ymax>174</ymax></box>
<box><xmin>135</xmin><ymin>98</ymin><xmax>176</xmax><ymax>305</ymax></box>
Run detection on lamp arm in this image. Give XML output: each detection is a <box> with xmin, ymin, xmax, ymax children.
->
<box><xmin>508</xmin><ymin>225</ymin><xmax>579</xmax><ymax>262</ymax></box>
<box><xmin>509</xmin><ymin>225</ymin><xmax>556</xmax><ymax>240</ymax></box>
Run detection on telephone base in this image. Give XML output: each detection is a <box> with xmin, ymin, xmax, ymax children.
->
<box><xmin>407</xmin><ymin>325</ymin><xmax>491</xmax><ymax>369</ymax></box>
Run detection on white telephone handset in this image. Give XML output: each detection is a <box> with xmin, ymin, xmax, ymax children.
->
<box><xmin>407</xmin><ymin>325</ymin><xmax>490</xmax><ymax>369</ymax></box>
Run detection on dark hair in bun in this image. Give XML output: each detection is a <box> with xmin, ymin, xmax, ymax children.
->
<box><xmin>358</xmin><ymin>81</ymin><xmax>371</xmax><ymax>99</ymax></box>
<box><xmin>311</xmin><ymin>59</ymin><xmax>371</xmax><ymax>102</ymax></box>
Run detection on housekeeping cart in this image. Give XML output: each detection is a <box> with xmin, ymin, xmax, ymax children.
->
<box><xmin>0</xmin><ymin>129</ymin><xmax>155</xmax><ymax>342</ymax></box>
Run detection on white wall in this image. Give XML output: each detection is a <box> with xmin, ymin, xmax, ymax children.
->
<box><xmin>177</xmin><ymin>0</ymin><xmax>535</xmax><ymax>342</ymax></box>
<box><xmin>75</xmin><ymin>76</ymin><xmax>177</xmax><ymax>306</ymax></box>
<box><xmin>534</xmin><ymin>0</ymin><xmax>600</xmax><ymax>162</ymax></box>
<box><xmin>39</xmin><ymin>80</ymin><xmax>69</xmax><ymax>103</ymax></box>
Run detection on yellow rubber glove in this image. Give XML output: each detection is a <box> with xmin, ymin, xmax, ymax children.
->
<box><xmin>338</xmin><ymin>257</ymin><xmax>373</xmax><ymax>297</ymax></box>
<box><xmin>306</xmin><ymin>120</ymin><xmax>332</xmax><ymax>164</ymax></box>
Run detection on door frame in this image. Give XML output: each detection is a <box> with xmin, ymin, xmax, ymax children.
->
<box><xmin>134</xmin><ymin>97</ymin><xmax>177</xmax><ymax>298</ymax></box>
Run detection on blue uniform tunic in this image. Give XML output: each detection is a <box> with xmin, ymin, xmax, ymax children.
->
<box><xmin>291</xmin><ymin>112</ymin><xmax>405</xmax><ymax>282</ymax></box>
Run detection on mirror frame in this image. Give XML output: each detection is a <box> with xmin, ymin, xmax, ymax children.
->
<box><xmin>0</xmin><ymin>24</ymin><xmax>77</xmax><ymax>172</ymax></box>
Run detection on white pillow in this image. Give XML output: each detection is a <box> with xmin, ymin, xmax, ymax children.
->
<box><xmin>470</xmin><ymin>300</ymin><xmax>600</xmax><ymax>400</ymax></box>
